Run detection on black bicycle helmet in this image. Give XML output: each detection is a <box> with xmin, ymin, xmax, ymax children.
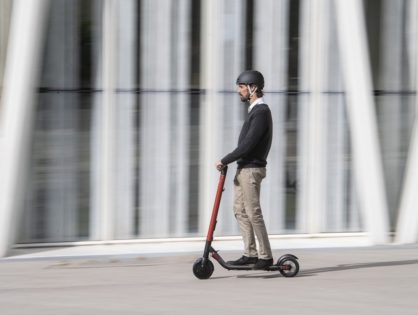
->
<box><xmin>236</xmin><ymin>70</ymin><xmax>264</xmax><ymax>90</ymax></box>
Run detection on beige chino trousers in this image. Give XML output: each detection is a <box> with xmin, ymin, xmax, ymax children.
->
<box><xmin>233</xmin><ymin>167</ymin><xmax>272</xmax><ymax>260</ymax></box>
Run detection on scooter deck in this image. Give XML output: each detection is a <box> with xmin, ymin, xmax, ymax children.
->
<box><xmin>210</xmin><ymin>247</ymin><xmax>287</xmax><ymax>272</ymax></box>
<box><xmin>221</xmin><ymin>264</ymin><xmax>282</xmax><ymax>271</ymax></box>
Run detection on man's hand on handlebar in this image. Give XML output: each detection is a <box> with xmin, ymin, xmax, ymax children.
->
<box><xmin>216</xmin><ymin>161</ymin><xmax>225</xmax><ymax>171</ymax></box>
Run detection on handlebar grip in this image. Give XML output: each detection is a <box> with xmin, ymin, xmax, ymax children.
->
<box><xmin>220</xmin><ymin>165</ymin><xmax>228</xmax><ymax>175</ymax></box>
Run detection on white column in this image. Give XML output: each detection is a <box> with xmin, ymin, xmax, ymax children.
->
<box><xmin>0</xmin><ymin>0</ymin><xmax>49</xmax><ymax>256</ymax></box>
<box><xmin>170</xmin><ymin>0</ymin><xmax>191</xmax><ymax>236</ymax></box>
<box><xmin>139</xmin><ymin>0</ymin><xmax>172</xmax><ymax>237</ymax></box>
<box><xmin>298</xmin><ymin>0</ymin><xmax>328</xmax><ymax>233</ymax></box>
<box><xmin>90</xmin><ymin>0</ymin><xmax>104</xmax><ymax>240</ymax></box>
<box><xmin>395</xmin><ymin>0</ymin><xmax>418</xmax><ymax>244</ymax></box>
<box><xmin>97</xmin><ymin>0</ymin><xmax>118</xmax><ymax>240</ymax></box>
<box><xmin>253</xmin><ymin>0</ymin><xmax>289</xmax><ymax>233</ymax></box>
<box><xmin>335</xmin><ymin>0</ymin><xmax>389</xmax><ymax>244</ymax></box>
<box><xmin>378</xmin><ymin>0</ymin><xmax>405</xmax><ymax>223</ymax></box>
<box><xmin>396</xmin><ymin>109</ymin><xmax>418</xmax><ymax>243</ymax></box>
<box><xmin>199</xmin><ymin>0</ymin><xmax>248</xmax><ymax>236</ymax></box>
<box><xmin>326</xmin><ymin>93</ymin><xmax>347</xmax><ymax>231</ymax></box>
<box><xmin>114</xmin><ymin>0</ymin><xmax>136</xmax><ymax>238</ymax></box>
<box><xmin>199</xmin><ymin>0</ymin><xmax>224</xmax><ymax>234</ymax></box>
<box><xmin>325</xmin><ymin>0</ymin><xmax>349</xmax><ymax>231</ymax></box>
<box><xmin>139</xmin><ymin>0</ymin><xmax>191</xmax><ymax>237</ymax></box>
<box><xmin>216</xmin><ymin>0</ymin><xmax>246</xmax><ymax>235</ymax></box>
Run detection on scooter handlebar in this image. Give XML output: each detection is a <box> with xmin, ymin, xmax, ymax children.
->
<box><xmin>219</xmin><ymin>165</ymin><xmax>228</xmax><ymax>175</ymax></box>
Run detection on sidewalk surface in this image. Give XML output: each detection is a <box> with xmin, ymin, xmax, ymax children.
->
<box><xmin>1</xmin><ymin>244</ymin><xmax>418</xmax><ymax>314</ymax></box>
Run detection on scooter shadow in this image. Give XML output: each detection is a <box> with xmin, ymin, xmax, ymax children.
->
<box><xmin>235</xmin><ymin>259</ymin><xmax>418</xmax><ymax>279</ymax></box>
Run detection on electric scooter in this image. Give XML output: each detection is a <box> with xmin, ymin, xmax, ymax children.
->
<box><xmin>193</xmin><ymin>166</ymin><xmax>300</xmax><ymax>280</ymax></box>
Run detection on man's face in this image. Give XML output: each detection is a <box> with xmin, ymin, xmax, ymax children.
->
<box><xmin>237</xmin><ymin>84</ymin><xmax>249</xmax><ymax>102</ymax></box>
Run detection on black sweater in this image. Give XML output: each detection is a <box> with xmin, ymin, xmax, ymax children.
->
<box><xmin>221</xmin><ymin>104</ymin><xmax>273</xmax><ymax>168</ymax></box>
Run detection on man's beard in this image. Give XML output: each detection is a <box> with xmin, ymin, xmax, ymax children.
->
<box><xmin>239</xmin><ymin>94</ymin><xmax>248</xmax><ymax>102</ymax></box>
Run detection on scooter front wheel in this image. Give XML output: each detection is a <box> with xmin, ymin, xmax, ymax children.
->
<box><xmin>193</xmin><ymin>258</ymin><xmax>214</xmax><ymax>280</ymax></box>
<box><xmin>278</xmin><ymin>257</ymin><xmax>299</xmax><ymax>277</ymax></box>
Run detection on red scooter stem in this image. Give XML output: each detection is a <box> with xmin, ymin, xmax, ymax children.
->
<box><xmin>206</xmin><ymin>166</ymin><xmax>228</xmax><ymax>242</ymax></box>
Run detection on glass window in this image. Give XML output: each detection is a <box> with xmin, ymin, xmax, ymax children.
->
<box><xmin>19</xmin><ymin>0</ymin><xmax>102</xmax><ymax>242</ymax></box>
<box><xmin>365</xmin><ymin>0</ymin><xmax>416</xmax><ymax>231</ymax></box>
<box><xmin>17</xmin><ymin>0</ymin><xmax>417</xmax><ymax>243</ymax></box>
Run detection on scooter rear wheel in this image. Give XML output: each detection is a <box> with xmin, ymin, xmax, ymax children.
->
<box><xmin>278</xmin><ymin>257</ymin><xmax>299</xmax><ymax>277</ymax></box>
<box><xmin>193</xmin><ymin>258</ymin><xmax>214</xmax><ymax>280</ymax></box>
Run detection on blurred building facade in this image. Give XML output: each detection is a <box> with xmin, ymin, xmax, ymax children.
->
<box><xmin>1</xmin><ymin>0</ymin><xmax>418</xmax><ymax>255</ymax></box>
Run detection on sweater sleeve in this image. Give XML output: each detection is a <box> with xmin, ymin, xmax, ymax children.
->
<box><xmin>221</xmin><ymin>110</ymin><xmax>268</xmax><ymax>165</ymax></box>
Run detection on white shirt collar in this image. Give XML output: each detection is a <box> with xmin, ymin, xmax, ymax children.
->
<box><xmin>248</xmin><ymin>97</ymin><xmax>264</xmax><ymax>113</ymax></box>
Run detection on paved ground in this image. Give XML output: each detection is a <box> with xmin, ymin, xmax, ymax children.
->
<box><xmin>1</xmin><ymin>245</ymin><xmax>418</xmax><ymax>314</ymax></box>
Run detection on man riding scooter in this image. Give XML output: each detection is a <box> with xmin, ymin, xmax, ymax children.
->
<box><xmin>216</xmin><ymin>70</ymin><xmax>274</xmax><ymax>270</ymax></box>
